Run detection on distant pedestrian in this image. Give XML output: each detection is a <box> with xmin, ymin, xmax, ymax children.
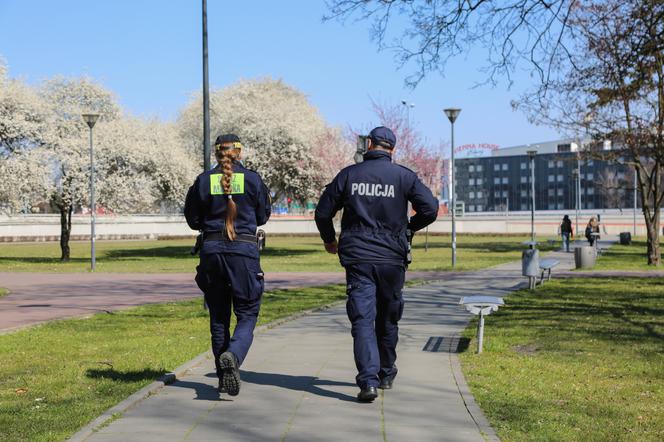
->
<box><xmin>315</xmin><ymin>126</ymin><xmax>438</xmax><ymax>403</ymax></box>
<box><xmin>560</xmin><ymin>215</ymin><xmax>573</xmax><ymax>252</ymax></box>
<box><xmin>585</xmin><ymin>217</ymin><xmax>600</xmax><ymax>247</ymax></box>
<box><xmin>184</xmin><ymin>134</ymin><xmax>271</xmax><ymax>397</ymax></box>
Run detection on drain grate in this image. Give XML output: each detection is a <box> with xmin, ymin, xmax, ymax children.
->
<box><xmin>423</xmin><ymin>336</ymin><xmax>470</xmax><ymax>353</ymax></box>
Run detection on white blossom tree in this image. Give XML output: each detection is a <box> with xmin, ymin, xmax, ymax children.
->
<box><xmin>36</xmin><ymin>77</ymin><xmax>122</xmax><ymax>260</ymax></box>
<box><xmin>94</xmin><ymin>117</ymin><xmax>196</xmax><ymax>214</ymax></box>
<box><xmin>0</xmin><ymin>62</ymin><xmax>199</xmax><ymax>261</ymax></box>
<box><xmin>0</xmin><ymin>148</ymin><xmax>51</xmax><ymax>213</ymax></box>
<box><xmin>0</xmin><ymin>60</ymin><xmax>49</xmax><ymax>157</ymax></box>
<box><xmin>177</xmin><ymin>78</ymin><xmax>337</xmax><ymax>203</ymax></box>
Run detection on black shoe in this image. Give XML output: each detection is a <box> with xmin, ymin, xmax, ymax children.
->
<box><xmin>219</xmin><ymin>352</ymin><xmax>241</xmax><ymax>396</ymax></box>
<box><xmin>379</xmin><ymin>376</ymin><xmax>394</xmax><ymax>390</ymax></box>
<box><xmin>357</xmin><ymin>386</ymin><xmax>378</xmax><ymax>403</ymax></box>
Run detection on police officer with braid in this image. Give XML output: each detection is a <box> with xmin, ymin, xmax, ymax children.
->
<box><xmin>315</xmin><ymin>126</ymin><xmax>438</xmax><ymax>402</ymax></box>
<box><xmin>184</xmin><ymin>134</ymin><xmax>271</xmax><ymax>397</ymax></box>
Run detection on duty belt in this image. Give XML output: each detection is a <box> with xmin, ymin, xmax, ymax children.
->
<box><xmin>203</xmin><ymin>231</ymin><xmax>258</xmax><ymax>244</ymax></box>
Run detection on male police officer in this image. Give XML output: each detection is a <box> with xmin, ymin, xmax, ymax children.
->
<box><xmin>315</xmin><ymin>126</ymin><xmax>438</xmax><ymax>402</ymax></box>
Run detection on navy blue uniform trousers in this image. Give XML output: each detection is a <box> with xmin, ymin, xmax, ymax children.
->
<box><xmin>345</xmin><ymin>263</ymin><xmax>405</xmax><ymax>389</ymax></box>
<box><xmin>196</xmin><ymin>252</ymin><xmax>263</xmax><ymax>377</ymax></box>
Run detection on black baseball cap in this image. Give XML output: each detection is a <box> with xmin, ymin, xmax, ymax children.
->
<box><xmin>369</xmin><ymin>126</ymin><xmax>396</xmax><ymax>149</ymax></box>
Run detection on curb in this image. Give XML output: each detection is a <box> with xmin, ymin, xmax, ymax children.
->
<box><xmin>67</xmin><ymin>300</ymin><xmax>344</xmax><ymax>441</ymax></box>
<box><xmin>449</xmin><ymin>352</ymin><xmax>501</xmax><ymax>442</ymax></box>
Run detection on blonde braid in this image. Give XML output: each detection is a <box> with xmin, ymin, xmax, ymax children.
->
<box><xmin>219</xmin><ymin>149</ymin><xmax>239</xmax><ymax>240</ymax></box>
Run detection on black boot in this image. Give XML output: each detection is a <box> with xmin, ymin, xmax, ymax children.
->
<box><xmin>219</xmin><ymin>352</ymin><xmax>241</xmax><ymax>396</ymax></box>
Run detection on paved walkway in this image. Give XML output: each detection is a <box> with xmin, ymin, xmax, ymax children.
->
<box><xmin>0</xmin><ymin>271</ymin><xmax>466</xmax><ymax>332</ymax></box>
<box><xmin>77</xmin><ymin>246</ymin><xmax>589</xmax><ymax>442</ymax></box>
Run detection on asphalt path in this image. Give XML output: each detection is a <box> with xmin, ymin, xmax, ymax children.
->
<box><xmin>0</xmin><ymin>271</ymin><xmax>455</xmax><ymax>333</ymax></box>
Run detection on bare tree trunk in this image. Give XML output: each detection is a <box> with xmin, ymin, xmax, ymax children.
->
<box><xmin>59</xmin><ymin>204</ymin><xmax>73</xmax><ymax>261</ymax></box>
<box><xmin>646</xmin><ymin>210</ymin><xmax>661</xmax><ymax>266</ymax></box>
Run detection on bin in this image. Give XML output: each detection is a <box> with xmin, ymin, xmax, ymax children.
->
<box><xmin>522</xmin><ymin>249</ymin><xmax>540</xmax><ymax>277</ymax></box>
<box><xmin>574</xmin><ymin>246</ymin><xmax>596</xmax><ymax>269</ymax></box>
<box><xmin>619</xmin><ymin>232</ymin><xmax>631</xmax><ymax>245</ymax></box>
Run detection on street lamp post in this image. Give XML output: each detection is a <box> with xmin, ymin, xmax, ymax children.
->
<box><xmin>527</xmin><ymin>149</ymin><xmax>537</xmax><ymax>243</ymax></box>
<box><xmin>634</xmin><ymin>165</ymin><xmax>638</xmax><ymax>236</ymax></box>
<box><xmin>401</xmin><ymin>100</ymin><xmax>415</xmax><ymax>126</ymax></box>
<box><xmin>572</xmin><ymin>168</ymin><xmax>579</xmax><ymax>236</ymax></box>
<box><xmin>444</xmin><ymin>108</ymin><xmax>461</xmax><ymax>268</ymax></box>
<box><xmin>202</xmin><ymin>0</ymin><xmax>211</xmax><ymax>171</ymax></box>
<box><xmin>82</xmin><ymin>114</ymin><xmax>100</xmax><ymax>271</ymax></box>
<box><xmin>577</xmin><ymin>154</ymin><xmax>582</xmax><ymax>235</ymax></box>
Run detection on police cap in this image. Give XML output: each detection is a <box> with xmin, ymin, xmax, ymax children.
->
<box><xmin>215</xmin><ymin>134</ymin><xmax>243</xmax><ymax>151</ymax></box>
<box><xmin>369</xmin><ymin>126</ymin><xmax>396</xmax><ymax>149</ymax></box>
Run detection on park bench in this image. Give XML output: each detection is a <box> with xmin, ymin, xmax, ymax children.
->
<box><xmin>459</xmin><ymin>296</ymin><xmax>505</xmax><ymax>353</ymax></box>
<box><xmin>539</xmin><ymin>258</ymin><xmax>560</xmax><ymax>283</ymax></box>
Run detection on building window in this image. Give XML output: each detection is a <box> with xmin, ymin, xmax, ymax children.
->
<box><xmin>521</xmin><ymin>176</ymin><xmax>528</xmax><ymax>184</ymax></box>
<box><xmin>557</xmin><ymin>203</ymin><xmax>565</xmax><ymax>209</ymax></box>
<box><xmin>494</xmin><ymin>177</ymin><xmax>501</xmax><ymax>185</ymax></box>
<box><xmin>476</xmin><ymin>205</ymin><xmax>483</xmax><ymax>212</ymax></box>
<box><xmin>587</xmin><ymin>187</ymin><xmax>594</xmax><ymax>195</ymax></box>
<box><xmin>557</xmin><ymin>175</ymin><xmax>564</xmax><ymax>182</ymax></box>
<box><xmin>548</xmin><ymin>160</ymin><xmax>555</xmax><ymax>168</ymax></box>
<box><xmin>502</xmin><ymin>190</ymin><xmax>508</xmax><ymax>197</ymax></box>
<box><xmin>557</xmin><ymin>188</ymin><xmax>564</xmax><ymax>196</ymax></box>
<box><xmin>548</xmin><ymin>189</ymin><xmax>555</xmax><ymax>197</ymax></box>
<box><xmin>557</xmin><ymin>143</ymin><xmax>571</xmax><ymax>152</ymax></box>
<box><xmin>477</xmin><ymin>165</ymin><xmax>483</xmax><ymax>172</ymax></box>
<box><xmin>476</xmin><ymin>178</ymin><xmax>483</xmax><ymax>186</ymax></box>
<box><xmin>557</xmin><ymin>160</ymin><xmax>563</xmax><ymax>168</ymax></box>
<box><xmin>469</xmin><ymin>165</ymin><xmax>475</xmax><ymax>172</ymax></box>
<box><xmin>587</xmin><ymin>173</ymin><xmax>594</xmax><ymax>180</ymax></box>
<box><xmin>521</xmin><ymin>162</ymin><xmax>527</xmax><ymax>170</ymax></box>
<box><xmin>548</xmin><ymin>175</ymin><xmax>555</xmax><ymax>183</ymax></box>
<box><xmin>494</xmin><ymin>163</ymin><xmax>500</xmax><ymax>171</ymax></box>
<box><xmin>502</xmin><ymin>177</ymin><xmax>509</xmax><ymax>184</ymax></box>
<box><xmin>587</xmin><ymin>159</ymin><xmax>594</xmax><ymax>166</ymax></box>
<box><xmin>502</xmin><ymin>163</ymin><xmax>508</xmax><ymax>171</ymax></box>
<box><xmin>494</xmin><ymin>191</ymin><xmax>501</xmax><ymax>198</ymax></box>
<box><xmin>469</xmin><ymin>191</ymin><xmax>475</xmax><ymax>199</ymax></box>
<box><xmin>521</xmin><ymin>190</ymin><xmax>528</xmax><ymax>197</ymax></box>
<box><xmin>477</xmin><ymin>191</ymin><xmax>483</xmax><ymax>199</ymax></box>
<box><xmin>521</xmin><ymin>204</ymin><xmax>528</xmax><ymax>210</ymax></box>
<box><xmin>468</xmin><ymin>205</ymin><xmax>475</xmax><ymax>212</ymax></box>
<box><xmin>469</xmin><ymin>178</ymin><xmax>475</xmax><ymax>186</ymax></box>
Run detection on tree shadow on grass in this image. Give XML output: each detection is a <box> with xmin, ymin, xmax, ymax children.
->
<box><xmin>86</xmin><ymin>368</ymin><xmax>167</xmax><ymax>383</ymax></box>
<box><xmin>0</xmin><ymin>257</ymin><xmax>89</xmax><ymax>264</ymax></box>
<box><xmin>105</xmin><ymin>246</ymin><xmax>194</xmax><ymax>260</ymax></box>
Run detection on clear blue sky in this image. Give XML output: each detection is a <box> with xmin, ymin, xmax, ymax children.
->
<box><xmin>0</xmin><ymin>0</ymin><xmax>560</xmax><ymax>155</ymax></box>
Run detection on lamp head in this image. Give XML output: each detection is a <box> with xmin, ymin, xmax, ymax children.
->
<box><xmin>444</xmin><ymin>108</ymin><xmax>461</xmax><ymax>124</ymax></box>
<box><xmin>82</xmin><ymin>114</ymin><xmax>100</xmax><ymax>129</ymax></box>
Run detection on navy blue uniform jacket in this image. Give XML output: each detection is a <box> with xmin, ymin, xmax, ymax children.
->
<box><xmin>184</xmin><ymin>162</ymin><xmax>271</xmax><ymax>258</ymax></box>
<box><xmin>315</xmin><ymin>150</ymin><xmax>438</xmax><ymax>266</ymax></box>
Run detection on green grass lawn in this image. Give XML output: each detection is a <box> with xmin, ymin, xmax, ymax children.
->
<box><xmin>0</xmin><ymin>288</ymin><xmax>7</xmax><ymax>298</ymax></box>
<box><xmin>460</xmin><ymin>278</ymin><xmax>664</xmax><ymax>442</ymax></box>
<box><xmin>0</xmin><ymin>234</ymin><xmax>555</xmax><ymax>273</ymax></box>
<box><xmin>594</xmin><ymin>239</ymin><xmax>663</xmax><ymax>271</ymax></box>
<box><xmin>0</xmin><ymin>285</ymin><xmax>345</xmax><ymax>442</ymax></box>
